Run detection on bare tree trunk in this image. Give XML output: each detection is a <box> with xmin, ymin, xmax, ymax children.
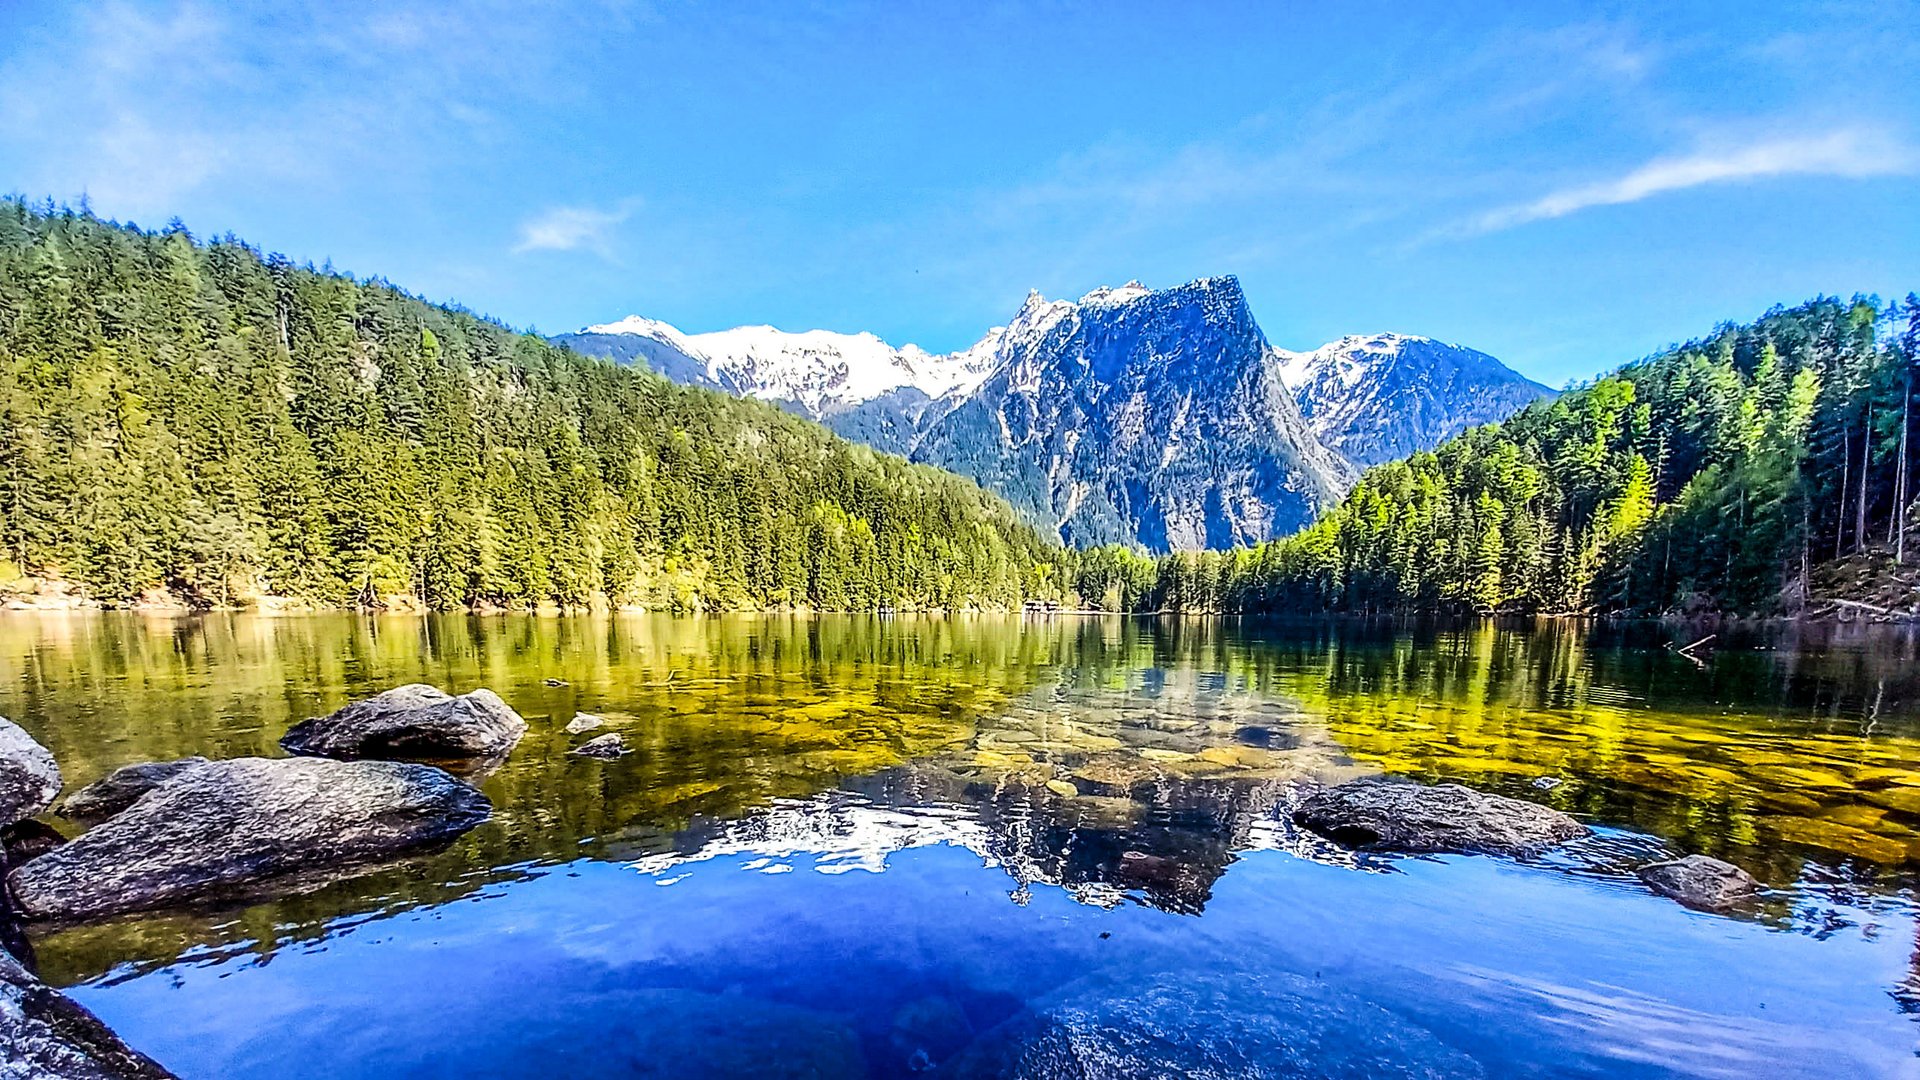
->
<box><xmin>1837</xmin><ymin>424</ymin><xmax>1851</xmax><ymax>560</ymax></box>
<box><xmin>1899</xmin><ymin>368</ymin><xmax>1913</xmax><ymax>564</ymax></box>
<box><xmin>1856</xmin><ymin>406</ymin><xmax>1872</xmax><ymax>554</ymax></box>
<box><xmin>1800</xmin><ymin>502</ymin><xmax>1810</xmax><ymax>604</ymax></box>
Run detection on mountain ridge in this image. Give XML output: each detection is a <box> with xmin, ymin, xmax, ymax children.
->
<box><xmin>560</xmin><ymin>279</ymin><xmax>1551</xmax><ymax>550</ymax></box>
<box><xmin>1272</xmin><ymin>333</ymin><xmax>1557</xmax><ymax>468</ymax></box>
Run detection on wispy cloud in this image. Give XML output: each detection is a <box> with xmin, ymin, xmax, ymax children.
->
<box><xmin>1458</xmin><ymin>128</ymin><xmax>1915</xmax><ymax>236</ymax></box>
<box><xmin>0</xmin><ymin>1</ymin><xmax>631</xmax><ymax>221</ymax></box>
<box><xmin>512</xmin><ymin>201</ymin><xmax>637</xmax><ymax>258</ymax></box>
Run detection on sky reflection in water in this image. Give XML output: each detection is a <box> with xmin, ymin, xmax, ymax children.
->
<box><xmin>3</xmin><ymin>613</ymin><xmax>1917</xmax><ymax>1078</ymax></box>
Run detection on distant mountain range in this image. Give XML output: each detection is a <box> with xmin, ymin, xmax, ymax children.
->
<box><xmin>555</xmin><ymin>278</ymin><xmax>1554</xmax><ymax>550</ymax></box>
<box><xmin>1272</xmin><ymin>333</ymin><xmax>1556</xmax><ymax>468</ymax></box>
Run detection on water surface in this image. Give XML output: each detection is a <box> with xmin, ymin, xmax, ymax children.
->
<box><xmin>4</xmin><ymin>613</ymin><xmax>1918</xmax><ymax>1077</ymax></box>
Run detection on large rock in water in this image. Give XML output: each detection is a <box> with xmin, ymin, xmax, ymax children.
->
<box><xmin>9</xmin><ymin>757</ymin><xmax>490</xmax><ymax>921</ymax></box>
<box><xmin>58</xmin><ymin>758</ymin><xmax>209</xmax><ymax>826</ymax></box>
<box><xmin>943</xmin><ymin>970</ymin><xmax>1482</xmax><ymax>1079</ymax></box>
<box><xmin>281</xmin><ymin>685</ymin><xmax>526</xmax><ymax>762</ymax></box>
<box><xmin>1637</xmin><ymin>854</ymin><xmax>1760</xmax><ymax>911</ymax></box>
<box><xmin>0</xmin><ymin>948</ymin><xmax>176</xmax><ymax>1078</ymax></box>
<box><xmin>0</xmin><ymin>716</ymin><xmax>62</xmax><ymax>825</ymax></box>
<box><xmin>1294</xmin><ymin>777</ymin><xmax>1587</xmax><ymax>856</ymax></box>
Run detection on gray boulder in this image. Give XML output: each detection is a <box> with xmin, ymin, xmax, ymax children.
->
<box><xmin>570</xmin><ymin>733</ymin><xmax>628</xmax><ymax>758</ymax></box>
<box><xmin>943</xmin><ymin>970</ymin><xmax>1481</xmax><ymax>1079</ymax></box>
<box><xmin>10</xmin><ymin>757</ymin><xmax>490</xmax><ymax>921</ymax></box>
<box><xmin>0</xmin><ymin>948</ymin><xmax>175</xmax><ymax>1078</ymax></box>
<box><xmin>0</xmin><ymin>717</ymin><xmax>61</xmax><ymax>825</ymax></box>
<box><xmin>281</xmin><ymin>685</ymin><xmax>526</xmax><ymax>762</ymax></box>
<box><xmin>564</xmin><ymin>712</ymin><xmax>604</xmax><ymax>734</ymax></box>
<box><xmin>1294</xmin><ymin>777</ymin><xmax>1587</xmax><ymax>857</ymax></box>
<box><xmin>1637</xmin><ymin>854</ymin><xmax>1760</xmax><ymax>911</ymax></box>
<box><xmin>58</xmin><ymin>758</ymin><xmax>209</xmax><ymax>826</ymax></box>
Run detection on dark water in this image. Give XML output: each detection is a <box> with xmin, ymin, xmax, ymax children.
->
<box><xmin>5</xmin><ymin>613</ymin><xmax>1919</xmax><ymax>1077</ymax></box>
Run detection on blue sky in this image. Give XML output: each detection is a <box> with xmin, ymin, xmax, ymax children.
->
<box><xmin>1</xmin><ymin>1</ymin><xmax>1915</xmax><ymax>386</ymax></box>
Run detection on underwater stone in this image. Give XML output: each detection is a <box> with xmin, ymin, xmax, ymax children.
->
<box><xmin>1637</xmin><ymin>854</ymin><xmax>1760</xmax><ymax>911</ymax></box>
<box><xmin>571</xmin><ymin>733</ymin><xmax>628</xmax><ymax>758</ymax></box>
<box><xmin>945</xmin><ymin>969</ymin><xmax>1483</xmax><ymax>1079</ymax></box>
<box><xmin>1070</xmin><ymin>753</ymin><xmax>1165</xmax><ymax>795</ymax></box>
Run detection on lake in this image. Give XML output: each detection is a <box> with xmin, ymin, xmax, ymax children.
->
<box><xmin>4</xmin><ymin>612</ymin><xmax>1918</xmax><ymax>1078</ymax></box>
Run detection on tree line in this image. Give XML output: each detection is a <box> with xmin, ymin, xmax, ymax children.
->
<box><xmin>0</xmin><ymin>200</ymin><xmax>1062</xmax><ymax>611</ymax></box>
<box><xmin>7</xmin><ymin>200</ymin><xmax>1909</xmax><ymax>618</ymax></box>
<box><xmin>1068</xmin><ymin>296</ymin><xmax>1920</xmax><ymax>617</ymax></box>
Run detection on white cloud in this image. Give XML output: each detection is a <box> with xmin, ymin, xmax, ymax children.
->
<box><xmin>1461</xmin><ymin>128</ymin><xmax>1915</xmax><ymax>235</ymax></box>
<box><xmin>512</xmin><ymin>202</ymin><xmax>636</xmax><ymax>258</ymax></box>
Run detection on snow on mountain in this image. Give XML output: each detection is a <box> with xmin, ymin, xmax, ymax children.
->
<box><xmin>567</xmin><ymin>283</ymin><xmax>1149</xmax><ymax>421</ymax></box>
<box><xmin>1271</xmin><ymin>333</ymin><xmax>1555</xmax><ymax>469</ymax></box>
<box><xmin>571</xmin><ymin>316</ymin><xmax>998</xmax><ymax>418</ymax></box>
<box><xmin>557</xmin><ymin>284</ymin><xmax>1549</xmax><ymax>550</ymax></box>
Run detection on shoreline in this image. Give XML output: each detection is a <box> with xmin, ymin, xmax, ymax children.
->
<box><xmin>2</xmin><ymin>597</ymin><xmax>1914</xmax><ymax>628</ymax></box>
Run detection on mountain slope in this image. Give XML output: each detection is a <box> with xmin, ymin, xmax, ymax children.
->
<box><xmin>1272</xmin><ymin>333</ymin><xmax>1555</xmax><ymax>468</ymax></box>
<box><xmin>0</xmin><ymin>201</ymin><xmax>1062</xmax><ymax>611</ymax></box>
<box><xmin>911</xmin><ymin>277</ymin><xmax>1354</xmax><ymax>550</ymax></box>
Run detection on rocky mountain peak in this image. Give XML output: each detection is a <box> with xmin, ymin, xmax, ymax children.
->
<box><xmin>910</xmin><ymin>276</ymin><xmax>1353</xmax><ymax>550</ymax></box>
<box><xmin>1272</xmin><ymin>332</ymin><xmax>1554</xmax><ymax>468</ymax></box>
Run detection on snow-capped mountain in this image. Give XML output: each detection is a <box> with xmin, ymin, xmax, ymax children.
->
<box><xmin>556</xmin><ymin>316</ymin><xmax>997</xmax><ymax>419</ymax></box>
<box><xmin>910</xmin><ymin>276</ymin><xmax>1354</xmax><ymax>550</ymax></box>
<box><xmin>1272</xmin><ymin>333</ymin><xmax>1554</xmax><ymax>468</ymax></box>
<box><xmin>558</xmin><ymin>281</ymin><xmax>1547</xmax><ymax>550</ymax></box>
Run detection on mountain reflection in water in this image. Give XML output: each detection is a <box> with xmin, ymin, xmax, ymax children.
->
<box><xmin>3</xmin><ymin>612</ymin><xmax>1918</xmax><ymax>1077</ymax></box>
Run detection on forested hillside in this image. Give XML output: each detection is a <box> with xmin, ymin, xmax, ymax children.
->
<box><xmin>0</xmin><ymin>201</ymin><xmax>1062</xmax><ymax>611</ymax></box>
<box><xmin>1074</xmin><ymin>297</ymin><xmax>1920</xmax><ymax>616</ymax></box>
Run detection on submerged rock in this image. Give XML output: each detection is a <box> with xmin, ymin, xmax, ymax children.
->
<box><xmin>1069</xmin><ymin>753</ymin><xmax>1164</xmax><ymax>796</ymax></box>
<box><xmin>565</xmin><ymin>712</ymin><xmax>605</xmax><ymax>734</ymax></box>
<box><xmin>543</xmin><ymin>678</ymin><xmax>570</xmax><ymax>687</ymax></box>
<box><xmin>281</xmin><ymin>685</ymin><xmax>527</xmax><ymax>762</ymax></box>
<box><xmin>570</xmin><ymin>733</ymin><xmax>628</xmax><ymax>758</ymax></box>
<box><xmin>427</xmin><ymin>987</ymin><xmax>864</xmax><ymax>1077</ymax></box>
<box><xmin>4</xmin><ymin>819</ymin><xmax>66</xmax><ymax>865</ymax></box>
<box><xmin>59</xmin><ymin>757</ymin><xmax>210</xmax><ymax>825</ymax></box>
<box><xmin>0</xmin><ymin>716</ymin><xmax>61</xmax><ymax>825</ymax></box>
<box><xmin>890</xmin><ymin>994</ymin><xmax>974</xmax><ymax>1073</ymax></box>
<box><xmin>943</xmin><ymin>970</ymin><xmax>1482</xmax><ymax>1079</ymax></box>
<box><xmin>0</xmin><ymin>949</ymin><xmax>177</xmax><ymax>1078</ymax></box>
<box><xmin>10</xmin><ymin>757</ymin><xmax>491</xmax><ymax>921</ymax></box>
<box><xmin>1637</xmin><ymin>854</ymin><xmax>1760</xmax><ymax>911</ymax></box>
<box><xmin>1293</xmin><ymin>777</ymin><xmax>1586</xmax><ymax>857</ymax></box>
